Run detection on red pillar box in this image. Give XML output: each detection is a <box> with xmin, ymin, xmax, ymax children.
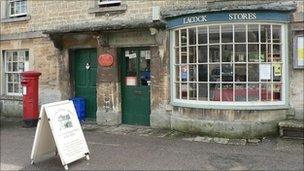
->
<box><xmin>20</xmin><ymin>71</ymin><xmax>41</xmax><ymax>127</ymax></box>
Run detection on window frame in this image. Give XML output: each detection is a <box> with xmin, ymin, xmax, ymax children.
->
<box><xmin>170</xmin><ymin>22</ymin><xmax>288</xmax><ymax>109</ymax></box>
<box><xmin>3</xmin><ymin>50</ymin><xmax>29</xmax><ymax>96</ymax></box>
<box><xmin>98</xmin><ymin>0</ymin><xmax>121</xmax><ymax>6</ymax></box>
<box><xmin>8</xmin><ymin>0</ymin><xmax>27</xmax><ymax>18</ymax></box>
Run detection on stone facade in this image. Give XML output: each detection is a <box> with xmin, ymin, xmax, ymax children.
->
<box><xmin>0</xmin><ymin>0</ymin><xmax>303</xmax><ymax>138</ymax></box>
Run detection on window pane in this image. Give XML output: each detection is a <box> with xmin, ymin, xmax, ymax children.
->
<box><xmin>8</xmin><ymin>83</ymin><xmax>14</xmax><ymax>93</ymax></box>
<box><xmin>198</xmin><ymin>26</ymin><xmax>207</xmax><ymax>44</ymax></box>
<box><xmin>7</xmin><ymin>52</ymin><xmax>13</xmax><ymax>61</ymax></box>
<box><xmin>181</xmin><ymin>29</ymin><xmax>187</xmax><ymax>46</ymax></box>
<box><xmin>209</xmin><ymin>25</ymin><xmax>220</xmax><ymax>43</ymax></box>
<box><xmin>13</xmin><ymin>73</ymin><xmax>19</xmax><ymax>82</ymax></box>
<box><xmin>189</xmin><ymin>83</ymin><xmax>197</xmax><ymax>100</ymax></box>
<box><xmin>261</xmin><ymin>44</ymin><xmax>272</xmax><ymax>62</ymax></box>
<box><xmin>175</xmin><ymin>48</ymin><xmax>180</xmax><ymax>64</ymax></box>
<box><xmin>181</xmin><ymin>65</ymin><xmax>188</xmax><ymax>81</ymax></box>
<box><xmin>13</xmin><ymin>52</ymin><xmax>18</xmax><ymax>61</ymax></box>
<box><xmin>189</xmin><ymin>46</ymin><xmax>196</xmax><ymax>63</ymax></box>
<box><xmin>221</xmin><ymin>25</ymin><xmax>233</xmax><ymax>43</ymax></box>
<box><xmin>210</xmin><ymin>83</ymin><xmax>220</xmax><ymax>101</ymax></box>
<box><xmin>235</xmin><ymin>24</ymin><xmax>246</xmax><ymax>42</ymax></box>
<box><xmin>273</xmin><ymin>83</ymin><xmax>282</xmax><ymax>101</ymax></box>
<box><xmin>189</xmin><ymin>65</ymin><xmax>197</xmax><ymax>81</ymax></box>
<box><xmin>261</xmin><ymin>25</ymin><xmax>271</xmax><ymax>43</ymax></box>
<box><xmin>14</xmin><ymin>83</ymin><xmax>19</xmax><ymax>93</ymax></box>
<box><xmin>181</xmin><ymin>47</ymin><xmax>187</xmax><ymax>63</ymax></box>
<box><xmin>222</xmin><ymin>44</ymin><xmax>233</xmax><ymax>62</ymax></box>
<box><xmin>189</xmin><ymin>28</ymin><xmax>196</xmax><ymax>45</ymax></box>
<box><xmin>209</xmin><ymin>64</ymin><xmax>220</xmax><ymax>82</ymax></box>
<box><xmin>222</xmin><ymin>64</ymin><xmax>233</xmax><ymax>82</ymax></box>
<box><xmin>176</xmin><ymin>83</ymin><xmax>180</xmax><ymax>99</ymax></box>
<box><xmin>248</xmin><ymin>25</ymin><xmax>259</xmax><ymax>42</ymax></box>
<box><xmin>272</xmin><ymin>25</ymin><xmax>281</xmax><ymax>43</ymax></box>
<box><xmin>181</xmin><ymin>83</ymin><xmax>187</xmax><ymax>99</ymax></box>
<box><xmin>175</xmin><ymin>30</ymin><xmax>179</xmax><ymax>47</ymax></box>
<box><xmin>125</xmin><ymin>51</ymin><xmax>137</xmax><ymax>77</ymax></box>
<box><xmin>198</xmin><ymin>83</ymin><xmax>208</xmax><ymax>101</ymax></box>
<box><xmin>198</xmin><ymin>64</ymin><xmax>207</xmax><ymax>82</ymax></box>
<box><xmin>198</xmin><ymin>46</ymin><xmax>207</xmax><ymax>63</ymax></box>
<box><xmin>222</xmin><ymin>84</ymin><xmax>233</xmax><ymax>101</ymax></box>
<box><xmin>7</xmin><ymin>74</ymin><xmax>13</xmax><ymax>82</ymax></box>
<box><xmin>235</xmin><ymin>44</ymin><xmax>246</xmax><ymax>62</ymax></box>
<box><xmin>209</xmin><ymin>45</ymin><xmax>220</xmax><ymax>62</ymax></box>
<box><xmin>235</xmin><ymin>84</ymin><xmax>246</xmax><ymax>101</ymax></box>
<box><xmin>13</xmin><ymin>62</ymin><xmax>18</xmax><ymax>71</ymax></box>
<box><xmin>235</xmin><ymin>64</ymin><xmax>246</xmax><ymax>82</ymax></box>
<box><xmin>273</xmin><ymin>44</ymin><xmax>281</xmax><ymax>62</ymax></box>
<box><xmin>248</xmin><ymin>44</ymin><xmax>259</xmax><ymax>62</ymax></box>
<box><xmin>248</xmin><ymin>64</ymin><xmax>259</xmax><ymax>82</ymax></box>
<box><xmin>273</xmin><ymin>63</ymin><xmax>282</xmax><ymax>82</ymax></box>
<box><xmin>248</xmin><ymin>84</ymin><xmax>259</xmax><ymax>101</ymax></box>
<box><xmin>261</xmin><ymin>84</ymin><xmax>272</xmax><ymax>101</ymax></box>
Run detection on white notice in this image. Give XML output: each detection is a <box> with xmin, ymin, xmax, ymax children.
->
<box><xmin>259</xmin><ymin>64</ymin><xmax>271</xmax><ymax>80</ymax></box>
<box><xmin>30</xmin><ymin>101</ymin><xmax>90</xmax><ymax>170</ymax></box>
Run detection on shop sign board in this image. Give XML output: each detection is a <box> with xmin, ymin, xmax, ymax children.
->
<box><xmin>30</xmin><ymin>100</ymin><xmax>90</xmax><ymax>170</ymax></box>
<box><xmin>167</xmin><ymin>11</ymin><xmax>290</xmax><ymax>29</ymax></box>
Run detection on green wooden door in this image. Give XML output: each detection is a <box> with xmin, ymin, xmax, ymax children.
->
<box><xmin>74</xmin><ymin>49</ymin><xmax>97</xmax><ymax>119</ymax></box>
<box><xmin>121</xmin><ymin>48</ymin><xmax>151</xmax><ymax>126</ymax></box>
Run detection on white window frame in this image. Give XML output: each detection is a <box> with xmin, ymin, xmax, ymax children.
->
<box><xmin>170</xmin><ymin>22</ymin><xmax>288</xmax><ymax>109</ymax></box>
<box><xmin>8</xmin><ymin>0</ymin><xmax>27</xmax><ymax>17</ymax></box>
<box><xmin>98</xmin><ymin>0</ymin><xmax>121</xmax><ymax>6</ymax></box>
<box><xmin>4</xmin><ymin>50</ymin><xmax>29</xmax><ymax>96</ymax></box>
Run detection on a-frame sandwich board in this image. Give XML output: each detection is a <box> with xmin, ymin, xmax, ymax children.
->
<box><xmin>30</xmin><ymin>100</ymin><xmax>90</xmax><ymax>170</ymax></box>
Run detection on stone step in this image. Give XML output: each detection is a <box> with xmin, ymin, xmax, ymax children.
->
<box><xmin>278</xmin><ymin>119</ymin><xmax>304</xmax><ymax>139</ymax></box>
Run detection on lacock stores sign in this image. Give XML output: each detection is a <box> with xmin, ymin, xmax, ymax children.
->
<box><xmin>167</xmin><ymin>11</ymin><xmax>290</xmax><ymax>28</ymax></box>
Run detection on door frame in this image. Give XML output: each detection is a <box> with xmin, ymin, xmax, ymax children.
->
<box><xmin>119</xmin><ymin>47</ymin><xmax>151</xmax><ymax>125</ymax></box>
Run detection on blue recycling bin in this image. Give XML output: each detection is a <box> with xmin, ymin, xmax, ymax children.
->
<box><xmin>71</xmin><ymin>97</ymin><xmax>86</xmax><ymax>123</ymax></box>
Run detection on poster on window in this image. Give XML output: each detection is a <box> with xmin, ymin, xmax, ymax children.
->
<box><xmin>259</xmin><ymin>64</ymin><xmax>271</xmax><ymax>80</ymax></box>
<box><xmin>297</xmin><ymin>36</ymin><xmax>304</xmax><ymax>66</ymax></box>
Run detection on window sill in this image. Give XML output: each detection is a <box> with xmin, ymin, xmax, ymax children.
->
<box><xmin>0</xmin><ymin>95</ymin><xmax>22</xmax><ymax>101</ymax></box>
<box><xmin>88</xmin><ymin>4</ymin><xmax>127</xmax><ymax>14</ymax></box>
<box><xmin>1</xmin><ymin>15</ymin><xmax>31</xmax><ymax>23</ymax></box>
<box><xmin>171</xmin><ymin>100</ymin><xmax>290</xmax><ymax>110</ymax></box>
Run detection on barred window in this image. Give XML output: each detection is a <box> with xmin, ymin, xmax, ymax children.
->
<box><xmin>173</xmin><ymin>23</ymin><xmax>285</xmax><ymax>104</ymax></box>
<box><xmin>4</xmin><ymin>50</ymin><xmax>29</xmax><ymax>95</ymax></box>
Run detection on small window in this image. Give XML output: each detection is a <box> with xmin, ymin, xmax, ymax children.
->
<box><xmin>98</xmin><ymin>0</ymin><xmax>121</xmax><ymax>7</ymax></box>
<box><xmin>3</xmin><ymin>50</ymin><xmax>29</xmax><ymax>96</ymax></box>
<box><xmin>9</xmin><ymin>0</ymin><xmax>27</xmax><ymax>17</ymax></box>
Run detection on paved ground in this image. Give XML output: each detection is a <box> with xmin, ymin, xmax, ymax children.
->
<box><xmin>1</xmin><ymin>117</ymin><xmax>303</xmax><ymax>170</ymax></box>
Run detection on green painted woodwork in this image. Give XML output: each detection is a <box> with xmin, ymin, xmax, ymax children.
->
<box><xmin>74</xmin><ymin>49</ymin><xmax>97</xmax><ymax>119</ymax></box>
<box><xmin>121</xmin><ymin>48</ymin><xmax>151</xmax><ymax>126</ymax></box>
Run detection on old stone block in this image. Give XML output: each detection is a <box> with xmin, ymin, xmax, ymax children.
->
<box><xmin>213</xmin><ymin>137</ymin><xmax>229</xmax><ymax>144</ymax></box>
<box><xmin>193</xmin><ymin>136</ymin><xmax>212</xmax><ymax>143</ymax></box>
<box><xmin>228</xmin><ymin>139</ymin><xmax>246</xmax><ymax>146</ymax></box>
<box><xmin>247</xmin><ymin>139</ymin><xmax>261</xmax><ymax>144</ymax></box>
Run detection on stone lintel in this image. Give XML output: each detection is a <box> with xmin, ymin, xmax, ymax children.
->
<box><xmin>0</xmin><ymin>31</ymin><xmax>46</xmax><ymax>41</ymax></box>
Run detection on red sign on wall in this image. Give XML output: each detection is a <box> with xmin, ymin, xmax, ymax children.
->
<box><xmin>98</xmin><ymin>54</ymin><xmax>114</xmax><ymax>67</ymax></box>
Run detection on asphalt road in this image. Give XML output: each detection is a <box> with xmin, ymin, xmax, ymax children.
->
<box><xmin>1</xmin><ymin>118</ymin><xmax>303</xmax><ymax>170</ymax></box>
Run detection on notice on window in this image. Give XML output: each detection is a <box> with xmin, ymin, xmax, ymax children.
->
<box><xmin>126</xmin><ymin>76</ymin><xmax>137</xmax><ymax>86</ymax></box>
<box><xmin>259</xmin><ymin>64</ymin><xmax>271</xmax><ymax>80</ymax></box>
<box><xmin>273</xmin><ymin>64</ymin><xmax>281</xmax><ymax>76</ymax></box>
<box><xmin>298</xmin><ymin>36</ymin><xmax>304</xmax><ymax>66</ymax></box>
<box><xmin>128</xmin><ymin>53</ymin><xmax>137</xmax><ymax>59</ymax></box>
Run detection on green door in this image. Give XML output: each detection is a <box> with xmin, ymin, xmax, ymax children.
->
<box><xmin>121</xmin><ymin>48</ymin><xmax>151</xmax><ymax>126</ymax></box>
<box><xmin>74</xmin><ymin>49</ymin><xmax>97</xmax><ymax>119</ymax></box>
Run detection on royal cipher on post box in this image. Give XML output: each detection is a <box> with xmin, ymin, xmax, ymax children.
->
<box><xmin>21</xmin><ymin>71</ymin><xmax>41</xmax><ymax>127</ymax></box>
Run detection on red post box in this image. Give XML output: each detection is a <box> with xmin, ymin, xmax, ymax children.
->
<box><xmin>20</xmin><ymin>71</ymin><xmax>41</xmax><ymax>127</ymax></box>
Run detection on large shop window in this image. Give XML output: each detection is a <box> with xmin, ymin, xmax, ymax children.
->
<box><xmin>173</xmin><ymin>24</ymin><xmax>285</xmax><ymax>105</ymax></box>
<box><xmin>3</xmin><ymin>50</ymin><xmax>29</xmax><ymax>96</ymax></box>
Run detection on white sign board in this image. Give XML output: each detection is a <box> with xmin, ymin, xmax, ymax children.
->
<box><xmin>30</xmin><ymin>100</ymin><xmax>90</xmax><ymax>170</ymax></box>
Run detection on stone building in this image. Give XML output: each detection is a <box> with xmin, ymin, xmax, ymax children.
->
<box><xmin>0</xmin><ymin>0</ymin><xmax>303</xmax><ymax>138</ymax></box>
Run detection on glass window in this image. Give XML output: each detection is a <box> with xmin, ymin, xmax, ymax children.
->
<box><xmin>173</xmin><ymin>23</ymin><xmax>285</xmax><ymax>104</ymax></box>
<box><xmin>4</xmin><ymin>50</ymin><xmax>29</xmax><ymax>95</ymax></box>
<box><xmin>9</xmin><ymin>0</ymin><xmax>27</xmax><ymax>17</ymax></box>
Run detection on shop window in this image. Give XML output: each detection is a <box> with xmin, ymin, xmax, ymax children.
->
<box><xmin>173</xmin><ymin>24</ymin><xmax>285</xmax><ymax>104</ymax></box>
<box><xmin>3</xmin><ymin>50</ymin><xmax>29</xmax><ymax>96</ymax></box>
<box><xmin>8</xmin><ymin>0</ymin><xmax>27</xmax><ymax>17</ymax></box>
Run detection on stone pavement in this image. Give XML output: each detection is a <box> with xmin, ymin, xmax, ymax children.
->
<box><xmin>1</xmin><ymin>116</ymin><xmax>304</xmax><ymax>170</ymax></box>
